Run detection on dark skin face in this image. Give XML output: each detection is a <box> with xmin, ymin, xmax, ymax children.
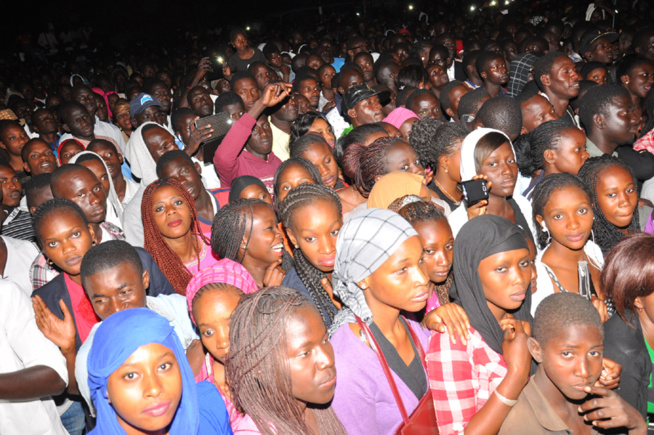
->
<box><xmin>88</xmin><ymin>141</ymin><xmax>122</xmax><ymax>179</ymax></box>
<box><xmin>480</xmin><ymin>57</ymin><xmax>508</xmax><ymax>86</ymax></box>
<box><xmin>188</xmin><ymin>88</ymin><xmax>213</xmax><ymax>118</ymax></box>
<box><xmin>143</xmin><ymin>127</ymin><xmax>178</xmax><ymax>163</ymax></box>
<box><xmin>62</xmin><ymin>106</ymin><xmax>94</xmax><ymax>140</ymax></box>
<box><xmin>410</xmin><ymin>93</ymin><xmax>443</xmax><ymax>120</ymax></box>
<box><xmin>585</xmin><ymin>37</ymin><xmax>614</xmax><ymax>65</ymax></box>
<box><xmin>520</xmin><ymin>95</ymin><xmax>557</xmax><ymax>133</ymax></box>
<box><xmin>337</xmin><ymin>70</ymin><xmax>364</xmax><ymax>96</ymax></box>
<box><xmin>32</xmin><ymin>109</ymin><xmax>58</xmax><ymax>135</ymax></box>
<box><xmin>222</xmin><ymin>103</ymin><xmax>245</xmax><ymax>121</ymax></box>
<box><xmin>271</xmin><ymin>96</ymin><xmax>298</xmax><ymax>123</ymax></box>
<box><xmin>251</xmin><ymin>65</ymin><xmax>276</xmax><ymax>90</ymax></box>
<box><xmin>52</xmin><ymin>168</ymin><xmax>107</xmax><ymax>224</ymax></box>
<box><xmin>133</xmin><ymin>105</ymin><xmax>163</xmax><ymax>128</ymax></box>
<box><xmin>233</xmin><ymin>78</ymin><xmax>260</xmax><ymax>111</ymax></box>
<box><xmin>622</xmin><ymin>63</ymin><xmax>654</xmax><ymax>100</ymax></box>
<box><xmin>427</xmin><ymin>65</ymin><xmax>449</xmax><ymax>89</ymax></box>
<box><xmin>72</xmin><ymin>86</ymin><xmax>98</xmax><ymax>117</ymax></box>
<box><xmin>150</xmin><ymin>83</ymin><xmax>172</xmax><ymax>113</ymax></box>
<box><xmin>59</xmin><ymin>141</ymin><xmax>84</xmax><ymax>165</ymax></box>
<box><xmin>0</xmin><ymin>124</ymin><xmax>29</xmax><ymax>157</ymax></box>
<box><xmin>595</xmin><ymin>95</ymin><xmax>638</xmax><ymax>146</ymax></box>
<box><xmin>297</xmin><ymin>78</ymin><xmax>321</xmax><ymax>109</ymax></box>
<box><xmin>541</xmin><ymin>57</ymin><xmax>579</xmax><ymax>100</ymax></box>
<box><xmin>158</xmin><ymin>156</ymin><xmax>205</xmax><ymax>201</ymax></box>
<box><xmin>447</xmin><ymin>86</ymin><xmax>470</xmax><ymax>120</ymax></box>
<box><xmin>85</xmin><ymin>262</ymin><xmax>149</xmax><ymax>321</ymax></box>
<box><xmin>22</xmin><ymin>140</ymin><xmax>57</xmax><ymax>175</ymax></box>
<box><xmin>348</xmin><ymin>95</ymin><xmax>383</xmax><ymax>127</ymax></box>
<box><xmin>354</xmin><ymin>54</ymin><xmax>375</xmax><ymax>83</ymax></box>
<box><xmin>245</xmin><ymin>116</ymin><xmax>273</xmax><ymax>159</ymax></box>
<box><xmin>478</xmin><ymin>142</ymin><xmax>518</xmax><ymax>198</ymax></box>
<box><xmin>0</xmin><ymin>166</ymin><xmax>21</xmax><ymax>207</ymax></box>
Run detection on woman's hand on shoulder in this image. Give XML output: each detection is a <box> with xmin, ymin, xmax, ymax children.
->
<box><xmin>423</xmin><ymin>302</ymin><xmax>471</xmax><ymax>345</ymax></box>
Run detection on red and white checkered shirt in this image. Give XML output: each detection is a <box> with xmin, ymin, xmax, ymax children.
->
<box><xmin>427</xmin><ymin>327</ymin><xmax>507</xmax><ymax>435</ymax></box>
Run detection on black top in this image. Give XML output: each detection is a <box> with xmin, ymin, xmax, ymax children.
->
<box><xmin>282</xmin><ymin>267</ymin><xmax>338</xmax><ymax>329</ymax></box>
<box><xmin>227</xmin><ymin>48</ymin><xmax>267</xmax><ymax>73</ymax></box>
<box><xmin>369</xmin><ymin>317</ymin><xmax>428</xmax><ymax>400</ymax></box>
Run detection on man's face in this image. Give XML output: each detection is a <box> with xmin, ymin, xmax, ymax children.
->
<box><xmin>481</xmin><ymin>57</ymin><xmax>508</xmax><ymax>86</ymax></box>
<box><xmin>251</xmin><ymin>65</ymin><xmax>275</xmax><ymax>90</ymax></box>
<box><xmin>233</xmin><ymin>78</ymin><xmax>260</xmax><ymax>111</ymax></box>
<box><xmin>72</xmin><ymin>86</ymin><xmax>98</xmax><ymax>117</ymax></box>
<box><xmin>521</xmin><ymin>95</ymin><xmax>557</xmax><ymax>133</ymax></box>
<box><xmin>158</xmin><ymin>156</ymin><xmax>204</xmax><ymax>201</ymax></box>
<box><xmin>63</xmin><ymin>106</ymin><xmax>95</xmax><ymax>140</ymax></box>
<box><xmin>273</xmin><ymin>96</ymin><xmax>298</xmax><ymax>123</ymax></box>
<box><xmin>600</xmin><ymin>95</ymin><xmax>638</xmax><ymax>146</ymax></box>
<box><xmin>246</xmin><ymin>116</ymin><xmax>273</xmax><ymax>157</ymax></box>
<box><xmin>85</xmin><ymin>262</ymin><xmax>148</xmax><ymax>321</ymax></box>
<box><xmin>52</xmin><ymin>168</ymin><xmax>107</xmax><ymax>224</ymax></box>
<box><xmin>349</xmin><ymin>95</ymin><xmax>383</xmax><ymax>126</ymax></box>
<box><xmin>150</xmin><ymin>84</ymin><xmax>172</xmax><ymax>113</ymax></box>
<box><xmin>338</xmin><ymin>70</ymin><xmax>364</xmax><ymax>96</ymax></box>
<box><xmin>133</xmin><ymin>105</ymin><xmax>163</xmax><ymax>129</ymax></box>
<box><xmin>23</xmin><ymin>140</ymin><xmax>57</xmax><ymax>175</ymax></box>
<box><xmin>33</xmin><ymin>109</ymin><xmax>58</xmax><ymax>135</ymax></box>
<box><xmin>143</xmin><ymin>127</ymin><xmax>177</xmax><ymax>163</ymax></box>
<box><xmin>298</xmin><ymin>78</ymin><xmax>321</xmax><ymax>109</ymax></box>
<box><xmin>189</xmin><ymin>88</ymin><xmax>213</xmax><ymax>118</ymax></box>
<box><xmin>543</xmin><ymin>57</ymin><xmax>579</xmax><ymax>100</ymax></box>
<box><xmin>586</xmin><ymin>37</ymin><xmax>614</xmax><ymax>65</ymax></box>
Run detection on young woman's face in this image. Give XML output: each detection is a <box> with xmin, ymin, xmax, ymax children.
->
<box><xmin>285</xmin><ymin>306</ymin><xmax>336</xmax><ymax>405</ymax></box>
<box><xmin>239</xmin><ymin>183</ymin><xmax>273</xmax><ymax>206</ymax></box>
<box><xmin>625</xmin><ymin>63</ymin><xmax>654</xmax><ymax>99</ymax></box>
<box><xmin>586</xmin><ymin>67</ymin><xmax>608</xmax><ymax>85</ymax></box>
<box><xmin>193</xmin><ymin>288</ymin><xmax>242</xmax><ymax>364</ymax></box>
<box><xmin>151</xmin><ymin>184</ymin><xmax>192</xmax><ymax>240</ymax></box>
<box><xmin>549</xmin><ymin>128</ymin><xmax>589</xmax><ymax>175</ymax></box>
<box><xmin>107</xmin><ymin>343</ymin><xmax>183</xmax><ymax>434</ymax></box>
<box><xmin>361</xmin><ymin>236</ymin><xmax>430</xmax><ymax>314</ymax></box>
<box><xmin>241</xmin><ymin>203</ymin><xmax>285</xmax><ymax>265</ymax></box>
<box><xmin>277</xmin><ymin>163</ymin><xmax>316</xmax><ymax>202</ymax></box>
<box><xmin>412</xmin><ymin>219</ymin><xmax>453</xmax><ymax>285</ymax></box>
<box><xmin>39</xmin><ymin>210</ymin><xmax>95</xmax><ymax>276</ymax></box>
<box><xmin>539</xmin><ymin>186</ymin><xmax>593</xmax><ymax>251</ymax></box>
<box><xmin>384</xmin><ymin>142</ymin><xmax>425</xmax><ymax>177</ymax></box>
<box><xmin>478</xmin><ymin>142</ymin><xmax>518</xmax><ymax>198</ymax></box>
<box><xmin>441</xmin><ymin>139</ymin><xmax>463</xmax><ymax>182</ymax></box>
<box><xmin>477</xmin><ymin>248</ymin><xmax>531</xmax><ymax>317</ymax></box>
<box><xmin>89</xmin><ymin>143</ymin><xmax>122</xmax><ymax>179</ymax></box>
<box><xmin>595</xmin><ymin>166</ymin><xmax>637</xmax><ymax>229</ymax></box>
<box><xmin>307</xmin><ymin>119</ymin><xmax>336</xmax><ymax>147</ymax></box>
<box><xmin>0</xmin><ymin>124</ymin><xmax>29</xmax><ymax>156</ymax></box>
<box><xmin>80</xmin><ymin>159</ymin><xmax>111</xmax><ymax>197</ymax></box>
<box><xmin>300</xmin><ymin>141</ymin><xmax>339</xmax><ymax>189</ymax></box>
<box><xmin>287</xmin><ymin>199</ymin><xmax>342</xmax><ymax>273</ymax></box>
<box><xmin>60</xmin><ymin>143</ymin><xmax>84</xmax><ymax>165</ymax></box>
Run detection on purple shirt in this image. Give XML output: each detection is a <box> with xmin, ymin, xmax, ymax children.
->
<box><xmin>330</xmin><ymin>319</ymin><xmax>431</xmax><ymax>435</ymax></box>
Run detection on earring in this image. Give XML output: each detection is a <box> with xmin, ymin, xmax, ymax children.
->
<box><xmin>92</xmin><ymin>240</ymin><xmax>97</xmax><ymax>246</ymax></box>
<box><xmin>541</xmin><ymin>222</ymin><xmax>551</xmax><ymax>245</ymax></box>
<box><xmin>444</xmin><ymin>168</ymin><xmax>449</xmax><ymax>173</ymax></box>
<box><xmin>47</xmin><ymin>259</ymin><xmax>54</xmax><ymax>267</ymax></box>
<box><xmin>360</xmin><ymin>284</ymin><xmax>367</xmax><ymax>289</ymax></box>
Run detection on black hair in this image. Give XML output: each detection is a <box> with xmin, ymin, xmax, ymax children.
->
<box><xmin>214</xmin><ymin>92</ymin><xmax>245</xmax><ymax>114</ymax></box>
<box><xmin>262</xmin><ymin>42</ymin><xmax>280</xmax><ymax>58</ymax></box>
<box><xmin>32</xmin><ymin>198</ymin><xmax>88</xmax><ymax>242</ymax></box>
<box><xmin>528</xmin><ymin>118</ymin><xmax>578</xmax><ymax>172</ymax></box>
<box><xmin>155</xmin><ymin>149</ymin><xmax>195</xmax><ymax>179</ymax></box>
<box><xmin>397</xmin><ymin>65</ymin><xmax>427</xmax><ymax>91</ymax></box>
<box><xmin>395</xmin><ymin>88</ymin><xmax>416</xmax><ymax>108</ymax></box>
<box><xmin>0</xmin><ymin>120</ymin><xmax>22</xmax><ymax>139</ymax></box>
<box><xmin>20</xmin><ymin>138</ymin><xmax>50</xmax><ymax>162</ymax></box>
<box><xmin>577</xmin><ymin>156</ymin><xmax>640</xmax><ymax>254</ymax></box>
<box><xmin>171</xmin><ymin>107</ymin><xmax>196</xmax><ymax>132</ymax></box>
<box><xmin>80</xmin><ymin>240</ymin><xmax>144</xmax><ymax>287</ymax></box>
<box><xmin>273</xmin><ymin>157</ymin><xmax>323</xmax><ymax>210</ymax></box>
<box><xmin>578</xmin><ymin>85</ymin><xmax>631</xmax><ymax>136</ymax></box>
<box><xmin>25</xmin><ymin>173</ymin><xmax>52</xmax><ymax>210</ymax></box>
<box><xmin>514</xmin><ymin>84</ymin><xmax>540</xmax><ymax>105</ymax></box>
<box><xmin>415</xmin><ymin>121</ymin><xmax>467</xmax><ymax>171</ymax></box>
<box><xmin>288</xmin><ymin>112</ymin><xmax>331</xmax><ymax>146</ymax></box>
<box><xmin>580</xmin><ymin>61</ymin><xmax>607</xmax><ymax>79</ymax></box>
<box><xmin>230</xmin><ymin>71</ymin><xmax>256</xmax><ymax>88</ymax></box>
<box><xmin>408</xmin><ymin>117</ymin><xmax>443</xmax><ymax>169</ymax></box>
<box><xmin>439</xmin><ymin>80</ymin><xmax>466</xmax><ymax>114</ymax></box>
<box><xmin>50</xmin><ymin>164</ymin><xmax>90</xmax><ymax>194</ymax></box>
<box><xmin>229</xmin><ymin>28</ymin><xmax>246</xmax><ymax>43</ymax></box>
<box><xmin>334</xmin><ymin>123</ymin><xmax>387</xmax><ymax>169</ymax></box>
<box><xmin>277</xmin><ymin>183</ymin><xmax>342</xmax><ymax>325</ymax></box>
<box><xmin>87</xmin><ymin>139</ymin><xmax>118</xmax><ymax>154</ymax></box>
<box><xmin>533</xmin><ymin>52</ymin><xmax>568</xmax><ymax>90</ymax></box>
<box><xmin>429</xmin><ymin>45</ymin><xmax>449</xmax><ymax>61</ymax></box>
<box><xmin>533</xmin><ymin>292</ymin><xmax>603</xmax><ymax>345</ymax></box>
<box><xmin>457</xmin><ymin>88</ymin><xmax>490</xmax><ymax>119</ymax></box>
<box><xmin>462</xmin><ymin>50</ymin><xmax>481</xmax><ymax>79</ymax></box>
<box><xmin>475</xmin><ymin>51</ymin><xmax>504</xmax><ymax>76</ymax></box>
<box><xmin>289</xmin><ymin>133</ymin><xmax>328</xmax><ymax>158</ymax></box>
<box><xmin>475</xmin><ymin>96</ymin><xmax>523</xmax><ymax>140</ymax></box>
<box><xmin>292</xmin><ymin>75</ymin><xmax>318</xmax><ymax>95</ymax></box>
<box><xmin>517</xmin><ymin>36</ymin><xmax>548</xmax><ymax>54</ymax></box>
<box><xmin>143</xmin><ymin>78</ymin><xmax>167</xmax><ymax>95</ymax></box>
<box><xmin>616</xmin><ymin>55</ymin><xmax>654</xmax><ymax>81</ymax></box>
<box><xmin>406</xmin><ymin>89</ymin><xmax>437</xmax><ymax>115</ymax></box>
<box><xmin>531</xmin><ymin>173</ymin><xmax>592</xmax><ymax>249</ymax></box>
<box><xmin>570</xmin><ymin>80</ymin><xmax>599</xmax><ymax>112</ymax></box>
<box><xmin>73</xmin><ymin>152</ymin><xmax>104</xmax><ymax>166</ymax></box>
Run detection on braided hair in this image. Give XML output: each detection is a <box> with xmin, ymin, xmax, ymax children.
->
<box><xmin>289</xmin><ymin>134</ymin><xmax>345</xmax><ymax>190</ymax></box>
<box><xmin>528</xmin><ymin>118</ymin><xmax>577</xmax><ymax>172</ymax></box>
<box><xmin>211</xmin><ymin>198</ymin><xmax>293</xmax><ymax>272</ymax></box>
<box><xmin>141</xmin><ymin>178</ymin><xmax>209</xmax><ymax>295</ymax></box>
<box><xmin>226</xmin><ymin>286</ymin><xmax>347</xmax><ymax>435</ymax></box>
<box><xmin>577</xmin><ymin>156</ymin><xmax>640</xmax><ymax>254</ymax></box>
<box><xmin>278</xmin><ymin>183</ymin><xmax>342</xmax><ymax>326</ymax></box>
<box><xmin>531</xmin><ymin>173</ymin><xmax>592</xmax><ymax>249</ymax></box>
<box><xmin>395</xmin><ymin>197</ymin><xmax>453</xmax><ymax>306</ymax></box>
<box><xmin>288</xmin><ymin>112</ymin><xmax>332</xmax><ymax>146</ymax></box>
<box><xmin>272</xmin><ymin>157</ymin><xmax>323</xmax><ymax>211</ymax></box>
<box><xmin>411</xmin><ymin>121</ymin><xmax>467</xmax><ymax>170</ymax></box>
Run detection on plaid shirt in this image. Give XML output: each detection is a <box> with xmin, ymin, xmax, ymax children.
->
<box><xmin>427</xmin><ymin>327</ymin><xmax>507</xmax><ymax>435</ymax></box>
<box><xmin>29</xmin><ymin>222</ymin><xmax>126</xmax><ymax>291</ymax></box>
<box><xmin>507</xmin><ymin>53</ymin><xmax>539</xmax><ymax>98</ymax></box>
<box><xmin>634</xmin><ymin>129</ymin><xmax>654</xmax><ymax>154</ymax></box>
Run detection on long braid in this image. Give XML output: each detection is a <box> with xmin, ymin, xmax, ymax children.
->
<box><xmin>142</xmin><ymin>178</ymin><xmax>209</xmax><ymax>295</ymax></box>
<box><xmin>278</xmin><ymin>184</ymin><xmax>342</xmax><ymax>326</ymax></box>
<box><xmin>528</xmin><ymin>118</ymin><xmax>576</xmax><ymax>172</ymax></box>
<box><xmin>577</xmin><ymin>156</ymin><xmax>640</xmax><ymax>255</ymax></box>
<box><xmin>226</xmin><ymin>287</ymin><xmax>347</xmax><ymax>435</ymax></box>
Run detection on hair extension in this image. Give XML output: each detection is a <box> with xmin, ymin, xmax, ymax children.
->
<box><xmin>531</xmin><ymin>173</ymin><xmax>592</xmax><ymax>249</ymax></box>
<box><xmin>141</xmin><ymin>178</ymin><xmax>209</xmax><ymax>295</ymax></box>
<box><xmin>528</xmin><ymin>118</ymin><xmax>577</xmax><ymax>172</ymax></box>
<box><xmin>278</xmin><ymin>184</ymin><xmax>342</xmax><ymax>325</ymax></box>
<box><xmin>577</xmin><ymin>156</ymin><xmax>640</xmax><ymax>255</ymax></box>
<box><xmin>333</xmin><ymin>123</ymin><xmax>387</xmax><ymax>169</ymax></box>
<box><xmin>226</xmin><ymin>287</ymin><xmax>347</xmax><ymax>435</ymax></box>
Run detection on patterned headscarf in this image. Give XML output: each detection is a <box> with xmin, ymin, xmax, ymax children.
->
<box><xmin>329</xmin><ymin>208</ymin><xmax>418</xmax><ymax>335</ymax></box>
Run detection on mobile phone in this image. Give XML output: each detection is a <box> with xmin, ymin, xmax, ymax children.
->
<box><xmin>195</xmin><ymin>112</ymin><xmax>233</xmax><ymax>143</ymax></box>
<box><xmin>458</xmin><ymin>179</ymin><xmax>489</xmax><ymax>206</ymax></box>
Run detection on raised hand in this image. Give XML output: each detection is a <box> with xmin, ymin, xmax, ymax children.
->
<box><xmin>32</xmin><ymin>296</ymin><xmax>76</xmax><ymax>354</ymax></box>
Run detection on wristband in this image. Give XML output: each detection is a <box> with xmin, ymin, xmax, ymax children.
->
<box><xmin>494</xmin><ymin>390</ymin><xmax>518</xmax><ymax>407</ymax></box>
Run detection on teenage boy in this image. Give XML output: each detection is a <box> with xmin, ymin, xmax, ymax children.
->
<box><xmin>476</xmin><ymin>51</ymin><xmax>509</xmax><ymax>97</ymax></box>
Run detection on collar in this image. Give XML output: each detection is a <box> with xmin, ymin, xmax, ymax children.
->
<box><xmin>522</xmin><ymin>378</ymin><xmax>573</xmax><ymax>433</ymax></box>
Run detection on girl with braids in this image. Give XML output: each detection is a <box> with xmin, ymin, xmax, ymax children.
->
<box><xmin>289</xmin><ymin>111</ymin><xmax>336</xmax><ymax>148</ymax></box>
<box><xmin>448</xmin><ymin>128</ymin><xmax>535</xmax><ymax>240</ymax></box>
<box><xmin>289</xmin><ymin>134</ymin><xmax>345</xmax><ymax>190</ymax></box>
<box><xmin>278</xmin><ymin>183</ymin><xmax>343</xmax><ymax>328</ymax></box>
<box><xmin>211</xmin><ymin>198</ymin><xmax>291</xmax><ymax>288</ymax></box>
<box><xmin>226</xmin><ymin>286</ymin><xmax>347</xmax><ymax>435</ymax></box>
<box><xmin>577</xmin><ymin>155</ymin><xmax>640</xmax><ymax>255</ymax></box>
<box><xmin>410</xmin><ymin>120</ymin><xmax>468</xmax><ymax>210</ymax></box>
<box><xmin>531</xmin><ymin>173</ymin><xmax>609</xmax><ymax>320</ymax></box>
<box><xmin>142</xmin><ymin>178</ymin><xmax>218</xmax><ymax>295</ymax></box>
<box><xmin>522</xmin><ymin>119</ymin><xmax>589</xmax><ymax>199</ymax></box>
<box><xmin>272</xmin><ymin>156</ymin><xmax>322</xmax><ymax>207</ymax></box>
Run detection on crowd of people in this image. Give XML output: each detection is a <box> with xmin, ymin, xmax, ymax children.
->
<box><xmin>4</xmin><ymin>0</ymin><xmax>654</xmax><ymax>433</ymax></box>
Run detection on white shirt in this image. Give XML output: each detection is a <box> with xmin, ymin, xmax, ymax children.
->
<box><xmin>1</xmin><ymin>235</ymin><xmax>39</xmax><ymax>296</ymax></box>
<box><xmin>0</xmin><ymin>281</ymin><xmax>69</xmax><ymax>435</ymax></box>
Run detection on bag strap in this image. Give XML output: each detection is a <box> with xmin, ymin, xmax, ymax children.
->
<box><xmin>355</xmin><ymin>316</ymin><xmax>409</xmax><ymax>423</ymax></box>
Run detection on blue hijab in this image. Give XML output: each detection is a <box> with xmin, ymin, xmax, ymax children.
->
<box><xmin>87</xmin><ymin>308</ymin><xmax>200</xmax><ymax>434</ymax></box>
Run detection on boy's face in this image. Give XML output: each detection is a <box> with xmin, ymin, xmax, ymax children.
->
<box><xmin>482</xmin><ymin>57</ymin><xmax>508</xmax><ymax>86</ymax></box>
<box><xmin>84</xmin><ymin>261</ymin><xmax>149</xmax><ymax>321</ymax></box>
<box><xmin>521</xmin><ymin>95</ymin><xmax>557</xmax><ymax>133</ymax></box>
<box><xmin>23</xmin><ymin>140</ymin><xmax>57</xmax><ymax>175</ymax></box>
<box><xmin>158</xmin><ymin>156</ymin><xmax>204</xmax><ymax>201</ymax></box>
<box><xmin>530</xmin><ymin>324</ymin><xmax>603</xmax><ymax>401</ymax></box>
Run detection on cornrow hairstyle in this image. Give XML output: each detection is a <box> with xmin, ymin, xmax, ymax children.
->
<box><xmin>532</xmin><ymin>52</ymin><xmax>568</xmax><ymax>90</ymax></box>
<box><xmin>528</xmin><ymin>118</ymin><xmax>577</xmax><ymax>172</ymax></box>
<box><xmin>141</xmin><ymin>178</ymin><xmax>210</xmax><ymax>295</ymax></box>
<box><xmin>191</xmin><ymin>282</ymin><xmax>244</xmax><ymax>322</ymax></box>
<box><xmin>211</xmin><ymin>198</ymin><xmax>293</xmax><ymax>272</ymax></box>
<box><xmin>577</xmin><ymin>155</ymin><xmax>640</xmax><ymax>254</ymax></box>
<box><xmin>579</xmin><ymin>85</ymin><xmax>631</xmax><ymax>136</ymax></box>
<box><xmin>288</xmin><ymin>112</ymin><xmax>331</xmax><ymax>146</ymax></box>
<box><xmin>81</xmin><ymin>240</ymin><xmax>144</xmax><ymax>287</ymax></box>
<box><xmin>33</xmin><ymin>198</ymin><xmax>88</xmax><ymax>243</ymax></box>
<box><xmin>273</xmin><ymin>157</ymin><xmax>323</xmax><ymax>210</ymax></box>
<box><xmin>278</xmin><ymin>183</ymin><xmax>342</xmax><ymax>326</ymax></box>
<box><xmin>396</xmin><ymin>196</ymin><xmax>453</xmax><ymax>305</ymax></box>
<box><xmin>226</xmin><ymin>286</ymin><xmax>347</xmax><ymax>435</ymax></box>
<box><xmin>439</xmin><ymin>80</ymin><xmax>467</xmax><ymax>114</ymax></box>
<box><xmin>340</xmin><ymin>136</ymin><xmax>407</xmax><ymax>198</ymax></box>
<box><xmin>334</xmin><ymin>123</ymin><xmax>387</xmax><ymax>170</ymax></box>
<box><xmin>531</xmin><ymin>173</ymin><xmax>592</xmax><ymax>249</ymax></box>
<box><xmin>214</xmin><ymin>92</ymin><xmax>245</xmax><ymax>114</ymax></box>
<box><xmin>533</xmin><ymin>292</ymin><xmax>602</xmax><ymax>346</ymax></box>
<box><xmin>409</xmin><ymin>117</ymin><xmax>445</xmax><ymax>169</ymax></box>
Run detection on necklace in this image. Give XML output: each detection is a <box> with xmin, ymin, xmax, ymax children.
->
<box><xmin>432</xmin><ymin>178</ymin><xmax>461</xmax><ymax>206</ymax></box>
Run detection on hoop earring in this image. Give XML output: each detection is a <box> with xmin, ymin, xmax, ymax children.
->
<box><xmin>542</xmin><ymin>228</ymin><xmax>551</xmax><ymax>245</ymax></box>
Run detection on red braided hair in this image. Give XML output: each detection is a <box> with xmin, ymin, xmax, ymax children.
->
<box><xmin>141</xmin><ymin>178</ymin><xmax>211</xmax><ymax>295</ymax></box>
